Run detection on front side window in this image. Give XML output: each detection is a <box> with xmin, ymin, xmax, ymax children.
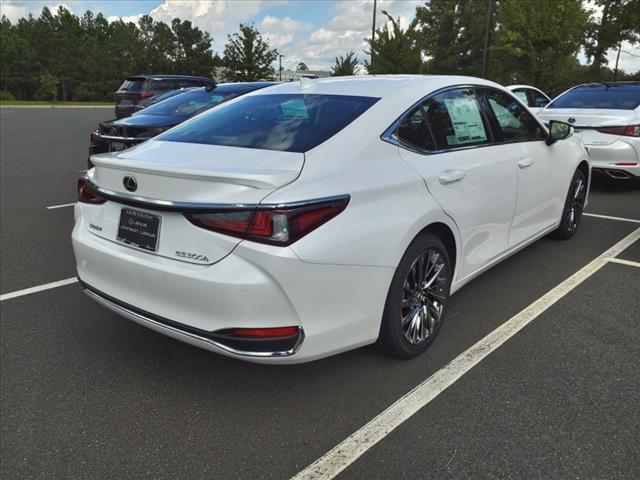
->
<box><xmin>159</xmin><ymin>94</ymin><xmax>379</xmax><ymax>153</ymax></box>
<box><xmin>481</xmin><ymin>89</ymin><xmax>546</xmax><ymax>142</ymax></box>
<box><xmin>528</xmin><ymin>90</ymin><xmax>550</xmax><ymax>108</ymax></box>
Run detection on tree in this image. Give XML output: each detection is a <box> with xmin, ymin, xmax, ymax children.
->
<box><xmin>365</xmin><ymin>11</ymin><xmax>421</xmax><ymax>74</ymax></box>
<box><xmin>331</xmin><ymin>51</ymin><xmax>358</xmax><ymax>76</ymax></box>
<box><xmin>491</xmin><ymin>0</ymin><xmax>589</xmax><ymax>95</ymax></box>
<box><xmin>584</xmin><ymin>0</ymin><xmax>640</xmax><ymax>79</ymax></box>
<box><xmin>36</xmin><ymin>73</ymin><xmax>59</xmax><ymax>101</ymax></box>
<box><xmin>296</xmin><ymin>62</ymin><xmax>309</xmax><ymax>71</ymax></box>
<box><xmin>415</xmin><ymin>0</ymin><xmax>489</xmax><ymax>76</ymax></box>
<box><xmin>223</xmin><ymin>24</ymin><xmax>278</xmax><ymax>81</ymax></box>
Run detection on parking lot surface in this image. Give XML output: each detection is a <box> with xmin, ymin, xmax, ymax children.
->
<box><xmin>1</xmin><ymin>108</ymin><xmax>639</xmax><ymax>479</ymax></box>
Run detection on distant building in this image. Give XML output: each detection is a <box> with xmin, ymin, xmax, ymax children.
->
<box><xmin>279</xmin><ymin>69</ymin><xmax>332</xmax><ymax>82</ymax></box>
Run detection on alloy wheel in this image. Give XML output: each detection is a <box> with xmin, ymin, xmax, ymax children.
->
<box><xmin>567</xmin><ymin>176</ymin><xmax>586</xmax><ymax>233</ymax></box>
<box><xmin>400</xmin><ymin>249</ymin><xmax>448</xmax><ymax>345</ymax></box>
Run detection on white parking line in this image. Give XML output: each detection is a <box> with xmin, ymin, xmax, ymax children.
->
<box><xmin>584</xmin><ymin>213</ymin><xmax>640</xmax><ymax>224</ymax></box>
<box><xmin>607</xmin><ymin>257</ymin><xmax>640</xmax><ymax>268</ymax></box>
<box><xmin>0</xmin><ymin>277</ymin><xmax>78</xmax><ymax>302</ymax></box>
<box><xmin>290</xmin><ymin>227</ymin><xmax>640</xmax><ymax>480</ymax></box>
<box><xmin>46</xmin><ymin>203</ymin><xmax>75</xmax><ymax>210</ymax></box>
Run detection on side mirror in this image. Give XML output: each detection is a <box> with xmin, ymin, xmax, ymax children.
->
<box><xmin>546</xmin><ymin>120</ymin><xmax>572</xmax><ymax>146</ymax></box>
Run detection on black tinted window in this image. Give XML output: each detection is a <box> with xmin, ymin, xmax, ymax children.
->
<box><xmin>423</xmin><ymin>88</ymin><xmax>489</xmax><ymax>150</ymax></box>
<box><xmin>148</xmin><ymin>79</ymin><xmax>179</xmax><ymax>91</ymax></box>
<box><xmin>396</xmin><ymin>105</ymin><xmax>436</xmax><ymax>151</ymax></box>
<box><xmin>528</xmin><ymin>90</ymin><xmax>550</xmax><ymax>107</ymax></box>
<box><xmin>160</xmin><ymin>94</ymin><xmax>379</xmax><ymax>153</ymax></box>
<box><xmin>548</xmin><ymin>84</ymin><xmax>640</xmax><ymax>110</ymax></box>
<box><xmin>142</xmin><ymin>87</ymin><xmax>245</xmax><ymax>118</ymax></box>
<box><xmin>481</xmin><ymin>89</ymin><xmax>545</xmax><ymax>142</ymax></box>
<box><xmin>119</xmin><ymin>79</ymin><xmax>144</xmax><ymax>92</ymax></box>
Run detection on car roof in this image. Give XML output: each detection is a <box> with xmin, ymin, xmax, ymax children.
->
<box><xmin>126</xmin><ymin>75</ymin><xmax>215</xmax><ymax>81</ymax></box>
<box><xmin>252</xmin><ymin>75</ymin><xmax>504</xmax><ymax>98</ymax></box>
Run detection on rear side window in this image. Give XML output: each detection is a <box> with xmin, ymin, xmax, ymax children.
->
<box><xmin>480</xmin><ymin>88</ymin><xmax>546</xmax><ymax>142</ymax></box>
<box><xmin>396</xmin><ymin>88</ymin><xmax>490</xmax><ymax>151</ymax></box>
<box><xmin>147</xmin><ymin>79</ymin><xmax>180</xmax><ymax>92</ymax></box>
<box><xmin>548</xmin><ymin>84</ymin><xmax>640</xmax><ymax>110</ymax></box>
<box><xmin>118</xmin><ymin>78</ymin><xmax>144</xmax><ymax>92</ymax></box>
<box><xmin>159</xmin><ymin>94</ymin><xmax>379</xmax><ymax>153</ymax></box>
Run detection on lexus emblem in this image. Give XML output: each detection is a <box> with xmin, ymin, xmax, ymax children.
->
<box><xmin>123</xmin><ymin>176</ymin><xmax>138</xmax><ymax>192</ymax></box>
<box><xmin>568</xmin><ymin>117</ymin><xmax>576</xmax><ymax>124</ymax></box>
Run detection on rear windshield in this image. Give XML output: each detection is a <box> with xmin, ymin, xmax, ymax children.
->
<box><xmin>548</xmin><ymin>84</ymin><xmax>640</xmax><ymax>110</ymax></box>
<box><xmin>118</xmin><ymin>78</ymin><xmax>144</xmax><ymax>92</ymax></box>
<box><xmin>159</xmin><ymin>94</ymin><xmax>379</xmax><ymax>152</ymax></box>
<box><xmin>140</xmin><ymin>87</ymin><xmax>246</xmax><ymax>118</ymax></box>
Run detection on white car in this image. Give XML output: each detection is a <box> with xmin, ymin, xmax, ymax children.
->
<box><xmin>73</xmin><ymin>75</ymin><xmax>589</xmax><ymax>364</ymax></box>
<box><xmin>507</xmin><ymin>84</ymin><xmax>551</xmax><ymax>115</ymax></box>
<box><xmin>538</xmin><ymin>82</ymin><xmax>640</xmax><ymax>180</ymax></box>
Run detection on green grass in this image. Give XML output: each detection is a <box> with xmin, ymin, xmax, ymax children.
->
<box><xmin>0</xmin><ymin>100</ymin><xmax>114</xmax><ymax>106</ymax></box>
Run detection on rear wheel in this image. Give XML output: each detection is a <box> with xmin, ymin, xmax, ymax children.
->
<box><xmin>553</xmin><ymin>169</ymin><xmax>587</xmax><ymax>240</ymax></box>
<box><xmin>379</xmin><ymin>233</ymin><xmax>452</xmax><ymax>358</ymax></box>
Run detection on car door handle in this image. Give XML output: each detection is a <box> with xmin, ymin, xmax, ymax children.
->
<box><xmin>438</xmin><ymin>169</ymin><xmax>466</xmax><ymax>185</ymax></box>
<box><xmin>517</xmin><ymin>158</ymin><xmax>534</xmax><ymax>169</ymax></box>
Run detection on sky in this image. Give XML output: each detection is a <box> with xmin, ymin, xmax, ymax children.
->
<box><xmin>2</xmin><ymin>0</ymin><xmax>639</xmax><ymax>73</ymax></box>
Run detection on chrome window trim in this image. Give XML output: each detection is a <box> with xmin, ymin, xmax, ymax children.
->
<box><xmin>85</xmin><ymin>180</ymin><xmax>350</xmax><ymax>213</ymax></box>
<box><xmin>381</xmin><ymin>83</ymin><xmax>550</xmax><ymax>156</ymax></box>
<box><xmin>381</xmin><ymin>84</ymin><xmax>497</xmax><ymax>156</ymax></box>
<box><xmin>81</xmin><ymin>281</ymin><xmax>304</xmax><ymax>358</ymax></box>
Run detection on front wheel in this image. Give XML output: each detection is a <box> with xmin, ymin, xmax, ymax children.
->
<box><xmin>553</xmin><ymin>169</ymin><xmax>587</xmax><ymax>240</ymax></box>
<box><xmin>379</xmin><ymin>233</ymin><xmax>452</xmax><ymax>358</ymax></box>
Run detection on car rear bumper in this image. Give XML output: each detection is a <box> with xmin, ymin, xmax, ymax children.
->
<box><xmin>72</xmin><ymin>210</ymin><xmax>394</xmax><ymax>364</ymax></box>
<box><xmin>586</xmin><ymin>140</ymin><xmax>639</xmax><ymax>178</ymax></box>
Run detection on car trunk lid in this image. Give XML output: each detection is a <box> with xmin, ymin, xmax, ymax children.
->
<box><xmin>84</xmin><ymin>140</ymin><xmax>304</xmax><ymax>264</ymax></box>
<box><xmin>538</xmin><ymin>108</ymin><xmax>636</xmax><ymax>145</ymax></box>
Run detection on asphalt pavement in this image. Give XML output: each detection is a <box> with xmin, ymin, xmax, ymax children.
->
<box><xmin>1</xmin><ymin>108</ymin><xmax>639</xmax><ymax>480</ymax></box>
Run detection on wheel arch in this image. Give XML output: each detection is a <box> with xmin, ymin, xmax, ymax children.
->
<box><xmin>413</xmin><ymin>221</ymin><xmax>458</xmax><ymax>281</ymax></box>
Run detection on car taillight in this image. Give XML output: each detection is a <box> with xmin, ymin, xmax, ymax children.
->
<box><xmin>596</xmin><ymin>125</ymin><xmax>640</xmax><ymax>137</ymax></box>
<box><xmin>184</xmin><ymin>196</ymin><xmax>350</xmax><ymax>246</ymax></box>
<box><xmin>77</xmin><ymin>176</ymin><xmax>106</xmax><ymax>204</ymax></box>
<box><xmin>90</xmin><ymin>132</ymin><xmax>103</xmax><ymax>146</ymax></box>
<box><xmin>118</xmin><ymin>92</ymin><xmax>153</xmax><ymax>100</ymax></box>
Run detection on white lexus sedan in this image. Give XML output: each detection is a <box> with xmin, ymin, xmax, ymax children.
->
<box><xmin>73</xmin><ymin>75</ymin><xmax>589</xmax><ymax>364</ymax></box>
<box><xmin>538</xmin><ymin>82</ymin><xmax>640</xmax><ymax>180</ymax></box>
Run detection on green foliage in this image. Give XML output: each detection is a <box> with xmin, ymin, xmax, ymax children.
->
<box><xmin>0</xmin><ymin>90</ymin><xmax>16</xmax><ymax>101</ymax></box>
<box><xmin>331</xmin><ymin>51</ymin><xmax>359</xmax><ymax>76</ymax></box>
<box><xmin>416</xmin><ymin>0</ymin><xmax>489</xmax><ymax>75</ymax></box>
<box><xmin>490</xmin><ymin>0</ymin><xmax>589</xmax><ymax>95</ymax></box>
<box><xmin>365</xmin><ymin>11</ymin><xmax>421</xmax><ymax>74</ymax></box>
<box><xmin>223</xmin><ymin>24</ymin><xmax>278</xmax><ymax>81</ymax></box>
<box><xmin>584</xmin><ymin>0</ymin><xmax>640</xmax><ymax>78</ymax></box>
<box><xmin>0</xmin><ymin>6</ymin><xmax>217</xmax><ymax>101</ymax></box>
<box><xmin>36</xmin><ymin>73</ymin><xmax>59</xmax><ymax>101</ymax></box>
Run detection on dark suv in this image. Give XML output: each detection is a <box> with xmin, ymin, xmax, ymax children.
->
<box><xmin>114</xmin><ymin>75</ymin><xmax>216</xmax><ymax>118</ymax></box>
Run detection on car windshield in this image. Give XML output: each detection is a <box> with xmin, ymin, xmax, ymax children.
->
<box><xmin>548</xmin><ymin>83</ymin><xmax>640</xmax><ymax>110</ymax></box>
<box><xmin>140</xmin><ymin>87</ymin><xmax>245</xmax><ymax>118</ymax></box>
<box><xmin>119</xmin><ymin>78</ymin><xmax>144</xmax><ymax>92</ymax></box>
<box><xmin>159</xmin><ymin>94</ymin><xmax>379</xmax><ymax>153</ymax></box>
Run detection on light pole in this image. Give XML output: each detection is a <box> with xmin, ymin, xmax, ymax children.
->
<box><xmin>279</xmin><ymin>54</ymin><xmax>285</xmax><ymax>81</ymax></box>
<box><xmin>370</xmin><ymin>0</ymin><xmax>377</xmax><ymax>71</ymax></box>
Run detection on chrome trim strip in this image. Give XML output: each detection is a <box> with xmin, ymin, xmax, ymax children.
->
<box><xmin>86</xmin><ymin>181</ymin><xmax>350</xmax><ymax>213</ymax></box>
<box><xmin>82</xmin><ymin>285</ymin><xmax>304</xmax><ymax>358</ymax></box>
<box><xmin>97</xmin><ymin>135</ymin><xmax>151</xmax><ymax>142</ymax></box>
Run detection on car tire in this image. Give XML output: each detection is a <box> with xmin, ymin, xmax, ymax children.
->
<box><xmin>379</xmin><ymin>232</ymin><xmax>452</xmax><ymax>359</ymax></box>
<box><xmin>553</xmin><ymin>169</ymin><xmax>587</xmax><ymax>240</ymax></box>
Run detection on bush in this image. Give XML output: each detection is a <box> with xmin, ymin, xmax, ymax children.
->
<box><xmin>0</xmin><ymin>91</ymin><xmax>16</xmax><ymax>101</ymax></box>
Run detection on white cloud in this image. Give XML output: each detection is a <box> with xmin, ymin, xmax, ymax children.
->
<box><xmin>1</xmin><ymin>1</ymin><xmax>73</xmax><ymax>22</ymax></box>
<box><xmin>288</xmin><ymin>0</ymin><xmax>422</xmax><ymax>70</ymax></box>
